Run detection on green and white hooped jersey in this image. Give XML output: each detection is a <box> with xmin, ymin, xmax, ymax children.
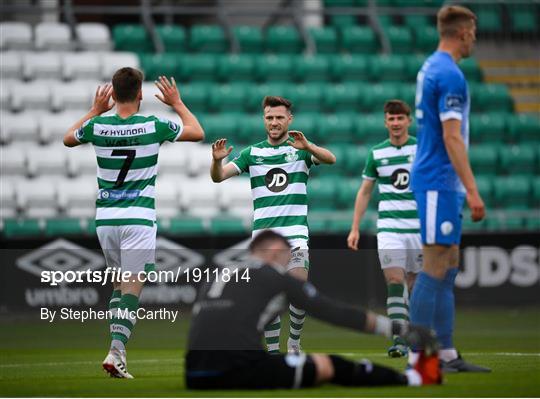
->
<box><xmin>363</xmin><ymin>137</ymin><xmax>419</xmax><ymax>234</ymax></box>
<box><xmin>231</xmin><ymin>139</ymin><xmax>315</xmax><ymax>248</ymax></box>
<box><xmin>75</xmin><ymin>113</ymin><xmax>183</xmax><ymax>228</ymax></box>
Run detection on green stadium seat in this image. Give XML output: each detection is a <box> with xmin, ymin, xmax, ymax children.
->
<box><xmin>309</xmin><ymin>27</ymin><xmax>338</xmax><ymax>54</ymax></box>
<box><xmin>458</xmin><ymin>57</ymin><xmax>483</xmax><ymax>82</ymax></box>
<box><xmin>525</xmin><ymin>215</ymin><xmax>540</xmax><ymax>232</ymax></box>
<box><xmin>210</xmin><ymin>83</ymin><xmax>249</xmax><ymax>113</ymax></box>
<box><xmin>330</xmin><ymin>15</ymin><xmax>358</xmax><ymax>28</ymax></box>
<box><xmin>469</xmin><ymin>144</ymin><xmax>498</xmax><ymax>177</ymax></box>
<box><xmin>167</xmin><ymin>216</ymin><xmax>206</xmax><ymax>235</ymax></box>
<box><xmin>397</xmin><ymin>83</ymin><xmax>416</xmax><ymax>110</ymax></box>
<box><xmin>3</xmin><ymin>219</ymin><xmax>42</xmax><ymax>237</ymax></box>
<box><xmin>393</xmin><ymin>0</ymin><xmax>442</xmax><ymax>7</ymax></box>
<box><xmin>318</xmin><ymin>114</ymin><xmax>354</xmax><ymax>143</ymax></box>
<box><xmin>532</xmin><ymin>177</ymin><xmax>540</xmax><ymax>208</ymax></box>
<box><xmin>385</xmin><ymin>26</ymin><xmax>413</xmax><ymax>54</ymax></box>
<box><xmin>462</xmin><ymin>211</ymin><xmax>489</xmax><ymax>232</ymax></box>
<box><xmin>140</xmin><ymin>53</ymin><xmax>179</xmax><ymax>81</ymax></box>
<box><xmin>266</xmin><ymin>26</ymin><xmax>303</xmax><ymax>54</ymax></box>
<box><xmin>256</xmin><ymin>55</ymin><xmax>293</xmax><ymax>82</ymax></box>
<box><xmin>344</xmin><ymin>145</ymin><xmax>370</xmax><ymax>176</ymax></box>
<box><xmin>472</xmin><ymin>84</ymin><xmax>513</xmax><ymax>113</ymax></box>
<box><xmin>323</xmin><ymin>144</ymin><xmax>348</xmax><ymax>175</ymax></box>
<box><xmin>403</xmin><ymin>15</ymin><xmax>431</xmax><ymax>30</ymax></box>
<box><xmin>509</xmin><ymin>5</ymin><xmax>538</xmax><ymax>34</ymax></box>
<box><xmin>412</xmin><ymin>25</ymin><xmax>438</xmax><ymax>53</ymax></box>
<box><xmin>308</xmin><ymin>177</ymin><xmax>338</xmax><ymax>210</ymax></box>
<box><xmin>179</xmin><ymin>55</ymin><xmax>217</xmax><ymax>82</ymax></box>
<box><xmin>404</xmin><ymin>54</ymin><xmax>426</xmax><ymax>81</ymax></box>
<box><xmin>210</xmin><ymin>216</ymin><xmax>247</xmax><ymax>235</ymax></box>
<box><xmin>331</xmin><ymin>55</ymin><xmax>369</xmax><ymax>83</ymax></box>
<box><xmin>179</xmin><ymin>83</ymin><xmax>211</xmax><ymax>113</ymax></box>
<box><xmin>113</xmin><ymin>24</ymin><xmax>153</xmax><ymax>53</ymax></box>
<box><xmin>323</xmin><ymin>0</ymin><xmax>355</xmax><ymax>6</ymax></box>
<box><xmin>369</xmin><ymin>55</ymin><xmax>407</xmax><ymax>82</ymax></box>
<box><xmin>308</xmin><ymin>211</ymin><xmax>331</xmax><ymax>233</ymax></box>
<box><xmin>362</xmin><ymin>83</ymin><xmax>400</xmax><ymax>112</ymax></box>
<box><xmin>340</xmin><ymin>26</ymin><xmax>378</xmax><ymax>54</ymax></box>
<box><xmin>201</xmin><ymin>114</ymin><xmax>239</xmax><ymax>143</ymax></box>
<box><xmin>156</xmin><ymin>25</ymin><xmax>186</xmax><ymax>53</ymax></box>
<box><xmin>233</xmin><ymin>26</ymin><xmax>264</xmax><ymax>53</ymax></box>
<box><xmin>377</xmin><ymin>15</ymin><xmax>394</xmax><ymax>31</ymax></box>
<box><xmin>246</xmin><ymin>83</ymin><xmax>289</xmax><ymax>112</ymax></box>
<box><xmin>493</xmin><ymin>176</ymin><xmax>530</xmax><ymax>210</ymax></box>
<box><xmin>293</xmin><ymin>55</ymin><xmax>330</xmax><ymax>82</ymax></box>
<box><xmin>508</xmin><ymin>114</ymin><xmax>540</xmax><ymax>144</ymax></box>
<box><xmin>237</xmin><ymin>114</ymin><xmax>265</xmax><ymax>144</ymax></box>
<box><xmin>475</xmin><ymin>175</ymin><xmax>493</xmax><ymax>208</ymax></box>
<box><xmin>328</xmin><ymin>217</ymin><xmax>355</xmax><ymax>233</ymax></box>
<box><xmin>290</xmin><ymin>113</ymin><xmax>319</xmax><ymax>141</ymax></box>
<box><xmin>287</xmin><ymin>83</ymin><xmax>324</xmax><ymax>112</ymax></box>
<box><xmin>470</xmin><ymin>113</ymin><xmax>506</xmax><ymax>143</ymax></box>
<box><xmin>190</xmin><ymin>25</ymin><xmax>227</xmax><ymax>53</ymax></box>
<box><xmin>217</xmin><ymin>54</ymin><xmax>255</xmax><ymax>82</ymax></box>
<box><xmin>355</xmin><ymin>113</ymin><xmax>387</xmax><ymax>145</ymax></box>
<box><xmin>323</xmin><ymin>84</ymin><xmax>361</xmax><ymax>113</ymax></box>
<box><xmin>474</xmin><ymin>6</ymin><xmax>502</xmax><ymax>34</ymax></box>
<box><xmin>499</xmin><ymin>144</ymin><xmax>537</xmax><ymax>176</ymax></box>
<box><xmin>45</xmin><ymin>218</ymin><xmax>84</xmax><ymax>236</ymax></box>
<box><xmin>337</xmin><ymin>178</ymin><xmax>360</xmax><ymax>209</ymax></box>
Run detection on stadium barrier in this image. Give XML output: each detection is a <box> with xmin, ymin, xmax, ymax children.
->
<box><xmin>1</xmin><ymin>232</ymin><xmax>538</xmax><ymax>313</ymax></box>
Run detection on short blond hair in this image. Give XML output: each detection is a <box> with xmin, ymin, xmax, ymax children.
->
<box><xmin>437</xmin><ymin>5</ymin><xmax>477</xmax><ymax>39</ymax></box>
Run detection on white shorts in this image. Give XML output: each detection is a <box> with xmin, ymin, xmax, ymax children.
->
<box><xmin>377</xmin><ymin>232</ymin><xmax>423</xmax><ymax>274</ymax></box>
<box><xmin>288</xmin><ymin>247</ymin><xmax>310</xmax><ymax>271</ymax></box>
<box><xmin>97</xmin><ymin>223</ymin><xmax>157</xmax><ymax>274</ymax></box>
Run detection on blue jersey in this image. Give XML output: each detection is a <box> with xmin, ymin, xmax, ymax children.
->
<box><xmin>411</xmin><ymin>51</ymin><xmax>470</xmax><ymax>193</ymax></box>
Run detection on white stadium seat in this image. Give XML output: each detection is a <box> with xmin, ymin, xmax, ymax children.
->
<box><xmin>57</xmin><ymin>177</ymin><xmax>97</xmax><ymax>218</ymax></box>
<box><xmin>10</xmin><ymin>81</ymin><xmax>52</xmax><ymax>111</ymax></box>
<box><xmin>22</xmin><ymin>52</ymin><xmax>62</xmax><ymax>80</ymax></box>
<box><xmin>76</xmin><ymin>23</ymin><xmax>112</xmax><ymax>51</ymax></box>
<box><xmin>100</xmin><ymin>52</ymin><xmax>139</xmax><ymax>80</ymax></box>
<box><xmin>66</xmin><ymin>144</ymin><xmax>96</xmax><ymax>176</ymax></box>
<box><xmin>34</xmin><ymin>22</ymin><xmax>72</xmax><ymax>51</ymax></box>
<box><xmin>0</xmin><ymin>112</ymin><xmax>40</xmax><ymax>143</ymax></box>
<box><xmin>140</xmin><ymin>82</ymin><xmax>164</xmax><ymax>113</ymax></box>
<box><xmin>26</xmin><ymin>144</ymin><xmax>68</xmax><ymax>177</ymax></box>
<box><xmin>185</xmin><ymin>144</ymin><xmax>213</xmax><ymax>176</ymax></box>
<box><xmin>155</xmin><ymin>177</ymin><xmax>181</xmax><ymax>218</ymax></box>
<box><xmin>62</xmin><ymin>52</ymin><xmax>102</xmax><ymax>81</ymax></box>
<box><xmin>39</xmin><ymin>111</ymin><xmax>82</xmax><ymax>143</ymax></box>
<box><xmin>0</xmin><ymin>144</ymin><xmax>27</xmax><ymax>176</ymax></box>
<box><xmin>180</xmin><ymin>177</ymin><xmax>221</xmax><ymax>218</ymax></box>
<box><xmin>0</xmin><ymin>80</ymin><xmax>18</xmax><ymax>111</ymax></box>
<box><xmin>219</xmin><ymin>177</ymin><xmax>253</xmax><ymax>218</ymax></box>
<box><xmin>51</xmin><ymin>82</ymin><xmax>94</xmax><ymax>112</ymax></box>
<box><xmin>16</xmin><ymin>178</ymin><xmax>59</xmax><ymax>218</ymax></box>
<box><xmin>0</xmin><ymin>22</ymin><xmax>33</xmax><ymax>50</ymax></box>
<box><xmin>0</xmin><ymin>178</ymin><xmax>17</xmax><ymax>218</ymax></box>
<box><xmin>0</xmin><ymin>51</ymin><xmax>23</xmax><ymax>80</ymax></box>
<box><xmin>157</xmin><ymin>142</ymin><xmax>188</xmax><ymax>175</ymax></box>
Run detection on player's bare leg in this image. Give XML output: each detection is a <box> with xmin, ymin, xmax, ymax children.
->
<box><xmin>287</xmin><ymin>266</ymin><xmax>308</xmax><ymax>354</ymax></box>
<box><xmin>383</xmin><ymin>267</ymin><xmax>409</xmax><ymax>357</ymax></box>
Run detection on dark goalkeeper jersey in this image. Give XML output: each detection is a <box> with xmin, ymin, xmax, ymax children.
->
<box><xmin>187</xmin><ymin>258</ymin><xmax>368</xmax><ymax>370</ymax></box>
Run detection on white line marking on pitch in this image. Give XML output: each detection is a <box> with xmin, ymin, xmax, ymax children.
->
<box><xmin>0</xmin><ymin>358</ymin><xmax>183</xmax><ymax>368</ymax></box>
<box><xmin>337</xmin><ymin>352</ymin><xmax>540</xmax><ymax>357</ymax></box>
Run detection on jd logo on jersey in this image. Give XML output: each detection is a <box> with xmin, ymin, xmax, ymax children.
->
<box><xmin>391</xmin><ymin>168</ymin><xmax>410</xmax><ymax>190</ymax></box>
<box><xmin>265</xmin><ymin>168</ymin><xmax>289</xmax><ymax>192</ymax></box>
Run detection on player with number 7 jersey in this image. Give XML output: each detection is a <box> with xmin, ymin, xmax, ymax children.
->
<box><xmin>63</xmin><ymin>68</ymin><xmax>204</xmax><ymax>379</ymax></box>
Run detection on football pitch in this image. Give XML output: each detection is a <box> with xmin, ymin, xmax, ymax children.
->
<box><xmin>1</xmin><ymin>307</ymin><xmax>539</xmax><ymax>397</ymax></box>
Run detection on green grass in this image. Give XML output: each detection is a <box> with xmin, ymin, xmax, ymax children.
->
<box><xmin>1</xmin><ymin>308</ymin><xmax>539</xmax><ymax>397</ymax></box>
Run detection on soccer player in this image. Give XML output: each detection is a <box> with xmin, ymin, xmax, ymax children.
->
<box><xmin>63</xmin><ymin>68</ymin><xmax>204</xmax><ymax>378</ymax></box>
<box><xmin>185</xmin><ymin>230</ymin><xmax>441</xmax><ymax>390</ymax></box>
<box><xmin>410</xmin><ymin>5</ymin><xmax>490</xmax><ymax>372</ymax></box>
<box><xmin>210</xmin><ymin>96</ymin><xmax>336</xmax><ymax>354</ymax></box>
<box><xmin>347</xmin><ymin>99</ymin><xmax>421</xmax><ymax>359</ymax></box>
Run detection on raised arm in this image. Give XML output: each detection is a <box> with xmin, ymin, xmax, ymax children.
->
<box><xmin>63</xmin><ymin>84</ymin><xmax>114</xmax><ymax>147</ymax></box>
<box><xmin>347</xmin><ymin>179</ymin><xmax>375</xmax><ymax>250</ymax></box>
<box><xmin>442</xmin><ymin>119</ymin><xmax>485</xmax><ymax>221</ymax></box>
<box><xmin>210</xmin><ymin>138</ymin><xmax>240</xmax><ymax>182</ymax></box>
<box><xmin>155</xmin><ymin>76</ymin><xmax>204</xmax><ymax>142</ymax></box>
<box><xmin>288</xmin><ymin>131</ymin><xmax>336</xmax><ymax>164</ymax></box>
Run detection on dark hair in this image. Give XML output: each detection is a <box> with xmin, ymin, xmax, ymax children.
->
<box><xmin>249</xmin><ymin>230</ymin><xmax>291</xmax><ymax>253</ymax></box>
<box><xmin>262</xmin><ymin>96</ymin><xmax>292</xmax><ymax>112</ymax></box>
<box><xmin>384</xmin><ymin>99</ymin><xmax>411</xmax><ymax>116</ymax></box>
<box><xmin>112</xmin><ymin>67</ymin><xmax>144</xmax><ymax>103</ymax></box>
<box><xmin>437</xmin><ymin>5</ymin><xmax>476</xmax><ymax>39</ymax></box>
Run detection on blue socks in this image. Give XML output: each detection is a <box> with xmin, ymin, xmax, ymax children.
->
<box><xmin>434</xmin><ymin>268</ymin><xmax>458</xmax><ymax>349</ymax></box>
<box><xmin>410</xmin><ymin>268</ymin><xmax>458</xmax><ymax>350</ymax></box>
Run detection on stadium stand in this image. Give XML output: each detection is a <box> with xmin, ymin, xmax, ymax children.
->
<box><xmin>0</xmin><ymin>0</ymin><xmax>538</xmax><ymax>238</ymax></box>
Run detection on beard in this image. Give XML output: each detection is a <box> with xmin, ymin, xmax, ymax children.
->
<box><xmin>266</xmin><ymin>129</ymin><xmax>288</xmax><ymax>142</ymax></box>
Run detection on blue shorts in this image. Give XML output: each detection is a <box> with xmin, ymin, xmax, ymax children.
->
<box><xmin>414</xmin><ymin>190</ymin><xmax>465</xmax><ymax>246</ymax></box>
